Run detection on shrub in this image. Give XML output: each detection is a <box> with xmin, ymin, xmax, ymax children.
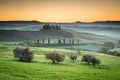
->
<box><xmin>114</xmin><ymin>52</ymin><xmax>120</xmax><ymax>57</ymax></box>
<box><xmin>81</xmin><ymin>54</ymin><xmax>100</xmax><ymax>67</ymax></box>
<box><xmin>45</xmin><ymin>51</ymin><xmax>65</xmax><ymax>64</ymax></box>
<box><xmin>81</xmin><ymin>54</ymin><xmax>94</xmax><ymax>64</ymax></box>
<box><xmin>98</xmin><ymin>47</ymin><xmax>108</xmax><ymax>54</ymax></box>
<box><xmin>89</xmin><ymin>57</ymin><xmax>100</xmax><ymax>67</ymax></box>
<box><xmin>108</xmin><ymin>51</ymin><xmax>120</xmax><ymax>57</ymax></box>
<box><xmin>103</xmin><ymin>42</ymin><xmax>115</xmax><ymax>49</ymax></box>
<box><xmin>69</xmin><ymin>54</ymin><xmax>77</xmax><ymax>62</ymax></box>
<box><xmin>108</xmin><ymin>50</ymin><xmax>117</xmax><ymax>55</ymax></box>
<box><xmin>13</xmin><ymin>47</ymin><xmax>34</xmax><ymax>62</ymax></box>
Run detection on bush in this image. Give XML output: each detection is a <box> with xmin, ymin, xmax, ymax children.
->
<box><xmin>81</xmin><ymin>54</ymin><xmax>94</xmax><ymax>64</ymax></box>
<box><xmin>98</xmin><ymin>47</ymin><xmax>108</xmax><ymax>54</ymax></box>
<box><xmin>13</xmin><ymin>47</ymin><xmax>34</xmax><ymax>62</ymax></box>
<box><xmin>108</xmin><ymin>50</ymin><xmax>117</xmax><ymax>55</ymax></box>
<box><xmin>69</xmin><ymin>54</ymin><xmax>77</xmax><ymax>62</ymax></box>
<box><xmin>89</xmin><ymin>57</ymin><xmax>100</xmax><ymax>67</ymax></box>
<box><xmin>114</xmin><ymin>52</ymin><xmax>120</xmax><ymax>57</ymax></box>
<box><xmin>45</xmin><ymin>51</ymin><xmax>65</xmax><ymax>64</ymax></box>
<box><xmin>108</xmin><ymin>51</ymin><xmax>120</xmax><ymax>57</ymax></box>
<box><xmin>103</xmin><ymin>42</ymin><xmax>115</xmax><ymax>49</ymax></box>
<box><xmin>81</xmin><ymin>54</ymin><xmax>100</xmax><ymax>67</ymax></box>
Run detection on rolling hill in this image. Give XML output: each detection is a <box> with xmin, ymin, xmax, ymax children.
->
<box><xmin>0</xmin><ymin>20</ymin><xmax>120</xmax><ymax>42</ymax></box>
<box><xmin>0</xmin><ymin>29</ymin><xmax>74</xmax><ymax>41</ymax></box>
<box><xmin>0</xmin><ymin>46</ymin><xmax>120</xmax><ymax>80</ymax></box>
<box><xmin>0</xmin><ymin>21</ymin><xmax>120</xmax><ymax>80</ymax></box>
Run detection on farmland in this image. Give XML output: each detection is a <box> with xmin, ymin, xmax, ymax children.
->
<box><xmin>0</xmin><ymin>45</ymin><xmax>120</xmax><ymax>80</ymax></box>
<box><xmin>0</xmin><ymin>22</ymin><xmax>120</xmax><ymax>80</ymax></box>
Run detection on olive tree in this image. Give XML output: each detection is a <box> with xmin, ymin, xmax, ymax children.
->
<box><xmin>81</xmin><ymin>54</ymin><xmax>100</xmax><ymax>67</ymax></box>
<box><xmin>69</xmin><ymin>54</ymin><xmax>77</xmax><ymax>62</ymax></box>
<box><xmin>45</xmin><ymin>51</ymin><xmax>65</xmax><ymax>64</ymax></box>
<box><xmin>13</xmin><ymin>47</ymin><xmax>34</xmax><ymax>62</ymax></box>
<box><xmin>103</xmin><ymin>42</ymin><xmax>115</xmax><ymax>49</ymax></box>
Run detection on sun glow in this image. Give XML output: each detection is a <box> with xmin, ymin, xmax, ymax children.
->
<box><xmin>0</xmin><ymin>0</ymin><xmax>120</xmax><ymax>22</ymax></box>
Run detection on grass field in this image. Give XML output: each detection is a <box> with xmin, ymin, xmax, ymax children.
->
<box><xmin>0</xmin><ymin>45</ymin><xmax>120</xmax><ymax>80</ymax></box>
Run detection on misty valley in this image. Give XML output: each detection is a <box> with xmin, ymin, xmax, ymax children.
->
<box><xmin>0</xmin><ymin>21</ymin><xmax>120</xmax><ymax>80</ymax></box>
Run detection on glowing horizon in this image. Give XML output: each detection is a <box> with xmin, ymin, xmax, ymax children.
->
<box><xmin>0</xmin><ymin>0</ymin><xmax>120</xmax><ymax>22</ymax></box>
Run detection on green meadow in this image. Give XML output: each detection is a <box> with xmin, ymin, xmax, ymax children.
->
<box><xmin>0</xmin><ymin>44</ymin><xmax>120</xmax><ymax>80</ymax></box>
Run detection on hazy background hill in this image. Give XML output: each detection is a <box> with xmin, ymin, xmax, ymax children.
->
<box><xmin>0</xmin><ymin>20</ymin><xmax>120</xmax><ymax>42</ymax></box>
<box><xmin>0</xmin><ymin>30</ymin><xmax>73</xmax><ymax>41</ymax></box>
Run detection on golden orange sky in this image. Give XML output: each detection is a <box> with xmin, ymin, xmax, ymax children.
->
<box><xmin>0</xmin><ymin>0</ymin><xmax>120</xmax><ymax>22</ymax></box>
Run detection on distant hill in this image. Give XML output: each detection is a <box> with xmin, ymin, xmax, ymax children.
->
<box><xmin>92</xmin><ymin>21</ymin><xmax>120</xmax><ymax>25</ymax></box>
<box><xmin>0</xmin><ymin>20</ymin><xmax>43</xmax><ymax>24</ymax></box>
<box><xmin>73</xmin><ymin>21</ymin><xmax>120</xmax><ymax>24</ymax></box>
<box><xmin>0</xmin><ymin>20</ymin><xmax>120</xmax><ymax>24</ymax></box>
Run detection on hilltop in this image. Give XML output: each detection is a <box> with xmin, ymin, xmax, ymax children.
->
<box><xmin>0</xmin><ymin>20</ymin><xmax>43</xmax><ymax>24</ymax></box>
<box><xmin>0</xmin><ymin>20</ymin><xmax>120</xmax><ymax>24</ymax></box>
<box><xmin>0</xmin><ymin>29</ymin><xmax>74</xmax><ymax>41</ymax></box>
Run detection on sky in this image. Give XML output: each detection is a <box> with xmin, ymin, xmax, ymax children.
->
<box><xmin>0</xmin><ymin>0</ymin><xmax>120</xmax><ymax>22</ymax></box>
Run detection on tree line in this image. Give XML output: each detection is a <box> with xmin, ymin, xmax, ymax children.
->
<box><xmin>98</xmin><ymin>40</ymin><xmax>120</xmax><ymax>56</ymax></box>
<box><xmin>13</xmin><ymin>47</ymin><xmax>100</xmax><ymax>67</ymax></box>
<box><xmin>36</xmin><ymin>38</ymin><xmax>80</xmax><ymax>44</ymax></box>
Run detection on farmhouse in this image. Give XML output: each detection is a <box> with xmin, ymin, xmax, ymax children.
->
<box><xmin>43</xmin><ymin>24</ymin><xmax>61</xmax><ymax>30</ymax></box>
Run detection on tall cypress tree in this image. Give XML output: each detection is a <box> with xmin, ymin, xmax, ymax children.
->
<box><xmin>48</xmin><ymin>37</ymin><xmax>50</xmax><ymax>44</ymax></box>
<box><xmin>43</xmin><ymin>37</ymin><xmax>45</xmax><ymax>44</ymax></box>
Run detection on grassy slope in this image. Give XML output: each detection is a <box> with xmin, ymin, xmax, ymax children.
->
<box><xmin>0</xmin><ymin>46</ymin><xmax>120</xmax><ymax>80</ymax></box>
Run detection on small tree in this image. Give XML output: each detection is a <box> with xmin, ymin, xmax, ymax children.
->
<box><xmin>72</xmin><ymin>39</ymin><xmax>74</xmax><ymax>44</ymax></box>
<box><xmin>81</xmin><ymin>54</ymin><xmax>100</xmax><ymax>67</ymax></box>
<box><xmin>37</xmin><ymin>40</ymin><xmax>39</xmax><ymax>44</ymax></box>
<box><xmin>108</xmin><ymin>50</ymin><xmax>117</xmax><ymax>55</ymax></box>
<box><xmin>45</xmin><ymin>51</ymin><xmax>65</xmax><ymax>64</ymax></box>
<box><xmin>114</xmin><ymin>52</ymin><xmax>120</xmax><ymax>57</ymax></box>
<box><xmin>103</xmin><ymin>42</ymin><xmax>115</xmax><ymax>49</ymax></box>
<box><xmin>81</xmin><ymin>54</ymin><xmax>94</xmax><ymax>64</ymax></box>
<box><xmin>43</xmin><ymin>37</ymin><xmax>45</xmax><ymax>44</ymax></box>
<box><xmin>63</xmin><ymin>38</ymin><xmax>65</xmax><ymax>44</ymax></box>
<box><xmin>48</xmin><ymin>37</ymin><xmax>50</xmax><ymax>44</ymax></box>
<box><xmin>58</xmin><ymin>38</ymin><xmax>61</xmax><ymax>44</ymax></box>
<box><xmin>98</xmin><ymin>47</ymin><xmax>108</xmax><ymax>54</ymax></box>
<box><xmin>24</xmin><ymin>41</ymin><xmax>33</xmax><ymax>46</ymax></box>
<box><xmin>13</xmin><ymin>47</ymin><xmax>34</xmax><ymax>62</ymax></box>
<box><xmin>69</xmin><ymin>54</ymin><xmax>77</xmax><ymax>62</ymax></box>
<box><xmin>89</xmin><ymin>57</ymin><xmax>100</xmax><ymax>67</ymax></box>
